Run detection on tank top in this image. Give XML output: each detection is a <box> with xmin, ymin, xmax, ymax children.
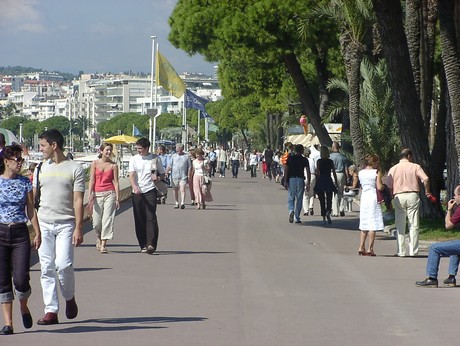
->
<box><xmin>94</xmin><ymin>165</ymin><xmax>115</xmax><ymax>192</ymax></box>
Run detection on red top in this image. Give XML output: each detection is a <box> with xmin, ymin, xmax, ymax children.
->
<box><xmin>94</xmin><ymin>166</ymin><xmax>115</xmax><ymax>192</ymax></box>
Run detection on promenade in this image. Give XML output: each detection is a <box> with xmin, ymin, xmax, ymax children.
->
<box><xmin>7</xmin><ymin>170</ymin><xmax>458</xmax><ymax>346</ymax></box>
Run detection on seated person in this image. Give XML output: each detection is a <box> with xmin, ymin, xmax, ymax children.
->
<box><xmin>344</xmin><ymin>165</ymin><xmax>360</xmax><ymax>196</ymax></box>
<box><xmin>415</xmin><ymin>185</ymin><xmax>460</xmax><ymax>287</ymax></box>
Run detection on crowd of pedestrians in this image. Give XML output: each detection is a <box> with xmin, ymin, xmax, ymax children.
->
<box><xmin>0</xmin><ymin>129</ymin><xmax>455</xmax><ymax>335</ymax></box>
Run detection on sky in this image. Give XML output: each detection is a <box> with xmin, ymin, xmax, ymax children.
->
<box><xmin>0</xmin><ymin>0</ymin><xmax>216</xmax><ymax>76</ymax></box>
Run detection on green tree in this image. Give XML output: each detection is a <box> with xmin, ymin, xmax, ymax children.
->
<box><xmin>169</xmin><ymin>0</ymin><xmax>335</xmax><ymax>146</ymax></box>
<box><xmin>312</xmin><ymin>0</ymin><xmax>373</xmax><ymax>165</ymax></box>
<box><xmin>326</xmin><ymin>58</ymin><xmax>400</xmax><ymax>172</ymax></box>
<box><xmin>0</xmin><ymin>116</ymin><xmax>28</xmax><ymax>135</ymax></box>
<box><xmin>97</xmin><ymin>113</ymin><xmax>149</xmax><ymax>138</ymax></box>
<box><xmin>372</xmin><ymin>0</ymin><xmax>440</xmax><ymax>217</ymax></box>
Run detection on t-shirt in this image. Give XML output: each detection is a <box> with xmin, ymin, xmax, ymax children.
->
<box><xmin>263</xmin><ymin>149</ymin><xmax>274</xmax><ymax>163</ymax></box>
<box><xmin>34</xmin><ymin>159</ymin><xmax>85</xmax><ymax>223</ymax></box>
<box><xmin>129</xmin><ymin>153</ymin><xmax>165</xmax><ymax>193</ymax></box>
<box><xmin>286</xmin><ymin>154</ymin><xmax>310</xmax><ymax>180</ymax></box>
<box><xmin>330</xmin><ymin>152</ymin><xmax>347</xmax><ymax>173</ymax></box>
<box><xmin>0</xmin><ymin>175</ymin><xmax>32</xmax><ymax>223</ymax></box>
<box><xmin>170</xmin><ymin>153</ymin><xmax>190</xmax><ymax>180</ymax></box>
<box><xmin>208</xmin><ymin>151</ymin><xmax>217</xmax><ymax>162</ymax></box>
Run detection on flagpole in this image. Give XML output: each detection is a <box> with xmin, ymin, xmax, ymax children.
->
<box><xmin>153</xmin><ymin>42</ymin><xmax>160</xmax><ymax>151</ymax></box>
<box><xmin>197</xmin><ymin>110</ymin><xmax>201</xmax><ymax>145</ymax></box>
<box><xmin>182</xmin><ymin>92</ymin><xmax>186</xmax><ymax>147</ymax></box>
<box><xmin>132</xmin><ymin>123</ymin><xmax>134</xmax><ymax>137</ymax></box>
<box><xmin>149</xmin><ymin>35</ymin><xmax>156</xmax><ymax>150</ymax></box>
<box><xmin>205</xmin><ymin>116</ymin><xmax>209</xmax><ymax>143</ymax></box>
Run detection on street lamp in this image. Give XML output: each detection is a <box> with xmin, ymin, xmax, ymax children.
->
<box><xmin>149</xmin><ymin>35</ymin><xmax>157</xmax><ymax>151</ymax></box>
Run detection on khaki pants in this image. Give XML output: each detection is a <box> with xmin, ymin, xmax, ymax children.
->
<box><xmin>92</xmin><ymin>191</ymin><xmax>117</xmax><ymax>241</ymax></box>
<box><xmin>394</xmin><ymin>192</ymin><xmax>420</xmax><ymax>256</ymax></box>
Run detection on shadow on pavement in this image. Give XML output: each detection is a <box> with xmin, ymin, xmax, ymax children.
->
<box><xmin>32</xmin><ymin>316</ymin><xmax>208</xmax><ymax>334</ymax></box>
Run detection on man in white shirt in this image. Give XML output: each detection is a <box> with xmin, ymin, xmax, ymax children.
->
<box><xmin>34</xmin><ymin>129</ymin><xmax>85</xmax><ymax>325</ymax></box>
<box><xmin>129</xmin><ymin>138</ymin><xmax>165</xmax><ymax>254</ymax></box>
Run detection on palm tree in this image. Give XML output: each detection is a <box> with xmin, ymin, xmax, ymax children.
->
<box><xmin>313</xmin><ymin>0</ymin><xmax>373</xmax><ymax>165</ymax></box>
<box><xmin>326</xmin><ymin>58</ymin><xmax>400</xmax><ymax>171</ymax></box>
<box><xmin>438</xmin><ymin>0</ymin><xmax>460</xmax><ymax>180</ymax></box>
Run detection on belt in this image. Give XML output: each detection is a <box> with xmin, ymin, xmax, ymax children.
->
<box><xmin>336</xmin><ymin>170</ymin><xmax>345</xmax><ymax>173</ymax></box>
<box><xmin>0</xmin><ymin>222</ymin><xmax>27</xmax><ymax>229</ymax></box>
<box><xmin>396</xmin><ymin>191</ymin><xmax>418</xmax><ymax>194</ymax></box>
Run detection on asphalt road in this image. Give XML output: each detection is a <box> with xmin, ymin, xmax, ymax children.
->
<box><xmin>6</xmin><ymin>169</ymin><xmax>458</xmax><ymax>346</ymax></box>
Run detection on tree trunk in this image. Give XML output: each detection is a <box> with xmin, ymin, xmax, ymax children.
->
<box><xmin>372</xmin><ymin>0</ymin><xmax>439</xmax><ymax>217</ymax></box>
<box><xmin>341</xmin><ymin>39</ymin><xmax>366</xmax><ymax>166</ymax></box>
<box><xmin>438</xmin><ymin>0</ymin><xmax>460</xmax><ymax>176</ymax></box>
<box><xmin>372</xmin><ymin>0</ymin><xmax>430</xmax><ymax>167</ymax></box>
<box><xmin>430</xmin><ymin>66</ymin><xmax>447</xmax><ymax>213</ymax></box>
<box><xmin>405</xmin><ymin>0</ymin><xmax>422</xmax><ymax>101</ymax></box>
<box><xmin>282</xmin><ymin>53</ymin><xmax>332</xmax><ymax>147</ymax></box>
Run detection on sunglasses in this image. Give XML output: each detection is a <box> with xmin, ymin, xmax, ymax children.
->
<box><xmin>7</xmin><ymin>157</ymin><xmax>24</xmax><ymax>163</ymax></box>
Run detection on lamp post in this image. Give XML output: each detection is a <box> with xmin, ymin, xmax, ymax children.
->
<box><xmin>149</xmin><ymin>35</ymin><xmax>157</xmax><ymax>151</ymax></box>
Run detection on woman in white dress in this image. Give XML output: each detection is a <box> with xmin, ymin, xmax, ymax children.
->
<box><xmin>358</xmin><ymin>154</ymin><xmax>384</xmax><ymax>256</ymax></box>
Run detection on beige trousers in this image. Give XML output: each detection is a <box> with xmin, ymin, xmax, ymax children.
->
<box><xmin>92</xmin><ymin>191</ymin><xmax>117</xmax><ymax>240</ymax></box>
<box><xmin>394</xmin><ymin>192</ymin><xmax>420</xmax><ymax>256</ymax></box>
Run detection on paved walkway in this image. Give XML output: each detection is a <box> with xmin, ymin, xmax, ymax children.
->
<box><xmin>6</xmin><ymin>170</ymin><xmax>457</xmax><ymax>345</ymax></box>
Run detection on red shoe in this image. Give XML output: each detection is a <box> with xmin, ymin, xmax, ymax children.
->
<box><xmin>37</xmin><ymin>312</ymin><xmax>59</xmax><ymax>325</ymax></box>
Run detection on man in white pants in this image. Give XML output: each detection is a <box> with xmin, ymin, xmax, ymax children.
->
<box><xmin>34</xmin><ymin>129</ymin><xmax>85</xmax><ymax>325</ymax></box>
<box><xmin>303</xmin><ymin>148</ymin><xmax>317</xmax><ymax>216</ymax></box>
<box><xmin>330</xmin><ymin>142</ymin><xmax>348</xmax><ymax>217</ymax></box>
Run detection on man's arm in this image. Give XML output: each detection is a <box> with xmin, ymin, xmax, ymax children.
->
<box><xmin>73</xmin><ymin>191</ymin><xmax>84</xmax><ymax>246</ymax></box>
<box><xmin>129</xmin><ymin>171</ymin><xmax>140</xmax><ymax>194</ymax></box>
<box><xmin>445</xmin><ymin>199</ymin><xmax>459</xmax><ymax>229</ymax></box>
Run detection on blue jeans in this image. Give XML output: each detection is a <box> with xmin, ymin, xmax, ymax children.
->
<box><xmin>288</xmin><ymin>177</ymin><xmax>305</xmax><ymax>221</ymax></box>
<box><xmin>219</xmin><ymin>161</ymin><xmax>226</xmax><ymax>176</ymax></box>
<box><xmin>231</xmin><ymin>160</ymin><xmax>240</xmax><ymax>177</ymax></box>
<box><xmin>426</xmin><ymin>240</ymin><xmax>460</xmax><ymax>278</ymax></box>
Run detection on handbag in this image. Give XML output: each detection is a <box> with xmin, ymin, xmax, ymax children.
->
<box><xmin>203</xmin><ymin>176</ymin><xmax>211</xmax><ymax>185</ymax></box>
<box><xmin>151</xmin><ymin>155</ymin><xmax>167</xmax><ymax>196</ymax></box>
<box><xmin>154</xmin><ymin>179</ymin><xmax>168</xmax><ymax>196</ymax></box>
<box><xmin>34</xmin><ymin>162</ymin><xmax>43</xmax><ymax>210</ymax></box>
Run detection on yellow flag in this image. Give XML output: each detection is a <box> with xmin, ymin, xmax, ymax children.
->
<box><xmin>156</xmin><ymin>50</ymin><xmax>186</xmax><ymax>98</ymax></box>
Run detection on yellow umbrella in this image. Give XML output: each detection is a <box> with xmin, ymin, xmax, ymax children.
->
<box><xmin>103</xmin><ymin>134</ymin><xmax>138</xmax><ymax>144</ymax></box>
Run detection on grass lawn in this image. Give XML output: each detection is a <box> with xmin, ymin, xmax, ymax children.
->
<box><xmin>419</xmin><ymin>217</ymin><xmax>460</xmax><ymax>241</ymax></box>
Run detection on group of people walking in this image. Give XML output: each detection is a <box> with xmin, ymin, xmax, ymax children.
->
<box><xmin>0</xmin><ymin>130</ymin><xmax>216</xmax><ymax>335</ymax></box>
<box><xmin>283</xmin><ymin>142</ymin><xmax>439</xmax><ymax>262</ymax></box>
<box><xmin>0</xmin><ymin>129</ymin><xmax>84</xmax><ymax>334</ymax></box>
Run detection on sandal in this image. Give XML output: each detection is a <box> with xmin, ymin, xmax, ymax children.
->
<box><xmin>358</xmin><ymin>250</ymin><xmax>367</xmax><ymax>256</ymax></box>
<box><xmin>367</xmin><ymin>251</ymin><xmax>376</xmax><ymax>256</ymax></box>
<box><xmin>100</xmin><ymin>248</ymin><xmax>108</xmax><ymax>254</ymax></box>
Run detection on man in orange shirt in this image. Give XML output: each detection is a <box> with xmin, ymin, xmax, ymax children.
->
<box><xmin>386</xmin><ymin>148</ymin><xmax>431</xmax><ymax>257</ymax></box>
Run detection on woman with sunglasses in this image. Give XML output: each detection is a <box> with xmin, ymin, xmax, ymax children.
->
<box><xmin>0</xmin><ymin>145</ymin><xmax>41</xmax><ymax>335</ymax></box>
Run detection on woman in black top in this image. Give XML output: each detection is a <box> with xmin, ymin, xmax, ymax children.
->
<box><xmin>314</xmin><ymin>146</ymin><xmax>339</xmax><ymax>224</ymax></box>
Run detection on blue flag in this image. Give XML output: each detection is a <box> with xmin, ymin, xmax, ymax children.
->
<box><xmin>200</xmin><ymin>110</ymin><xmax>211</xmax><ymax>119</ymax></box>
<box><xmin>133</xmin><ymin>125</ymin><xmax>142</xmax><ymax>136</ymax></box>
<box><xmin>185</xmin><ymin>89</ymin><xmax>209</xmax><ymax>112</ymax></box>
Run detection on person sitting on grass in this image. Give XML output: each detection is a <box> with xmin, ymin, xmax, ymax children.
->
<box><xmin>415</xmin><ymin>185</ymin><xmax>460</xmax><ymax>288</ymax></box>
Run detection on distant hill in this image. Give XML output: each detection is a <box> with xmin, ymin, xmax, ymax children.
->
<box><xmin>0</xmin><ymin>66</ymin><xmax>77</xmax><ymax>81</ymax></box>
